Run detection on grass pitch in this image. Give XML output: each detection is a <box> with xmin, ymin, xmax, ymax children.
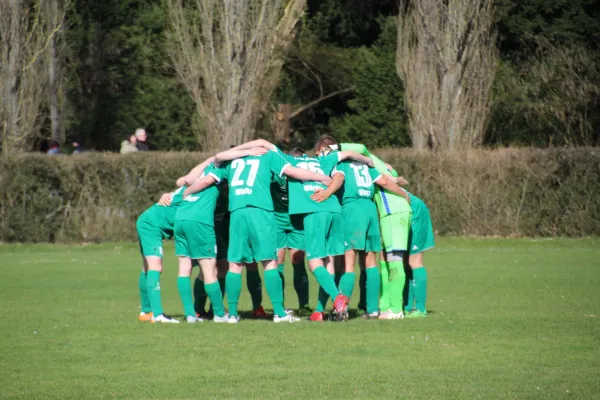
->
<box><xmin>1</xmin><ymin>238</ymin><xmax>599</xmax><ymax>399</ymax></box>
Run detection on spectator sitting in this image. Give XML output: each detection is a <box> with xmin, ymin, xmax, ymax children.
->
<box><xmin>120</xmin><ymin>134</ymin><xmax>138</xmax><ymax>154</ymax></box>
<box><xmin>72</xmin><ymin>141</ymin><xmax>84</xmax><ymax>154</ymax></box>
<box><xmin>47</xmin><ymin>140</ymin><xmax>62</xmax><ymax>155</ymax></box>
<box><xmin>135</xmin><ymin>128</ymin><xmax>149</xmax><ymax>151</ymax></box>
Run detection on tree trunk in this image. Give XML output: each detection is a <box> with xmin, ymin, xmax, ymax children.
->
<box><xmin>48</xmin><ymin>22</ymin><xmax>60</xmax><ymax>143</ymax></box>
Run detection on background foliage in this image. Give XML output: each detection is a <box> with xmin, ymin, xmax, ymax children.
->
<box><xmin>9</xmin><ymin>0</ymin><xmax>599</xmax><ymax>152</ymax></box>
<box><xmin>2</xmin><ymin>148</ymin><xmax>598</xmax><ymax>242</ymax></box>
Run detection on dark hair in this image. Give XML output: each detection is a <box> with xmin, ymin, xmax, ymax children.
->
<box><xmin>288</xmin><ymin>147</ymin><xmax>305</xmax><ymax>156</ymax></box>
<box><xmin>313</xmin><ymin>134</ymin><xmax>337</xmax><ymax>153</ymax></box>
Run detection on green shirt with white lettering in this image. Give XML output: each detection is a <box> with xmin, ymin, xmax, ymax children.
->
<box><xmin>285</xmin><ymin>151</ymin><xmax>342</xmax><ymax>215</ymax></box>
<box><xmin>174</xmin><ymin>164</ymin><xmax>223</xmax><ymax>226</ymax></box>
<box><xmin>333</xmin><ymin>161</ymin><xmax>382</xmax><ymax>205</ymax></box>
<box><xmin>215</xmin><ymin>151</ymin><xmax>290</xmax><ymax>213</ymax></box>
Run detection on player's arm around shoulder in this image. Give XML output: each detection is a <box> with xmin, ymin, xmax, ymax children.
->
<box><xmin>311</xmin><ymin>170</ymin><xmax>344</xmax><ymax>202</ymax></box>
<box><xmin>374</xmin><ymin>174</ymin><xmax>411</xmax><ymax>204</ymax></box>
<box><xmin>183</xmin><ymin>156</ymin><xmax>215</xmax><ymax>186</ymax></box>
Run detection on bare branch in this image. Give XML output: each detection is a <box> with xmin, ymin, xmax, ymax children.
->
<box><xmin>289</xmin><ymin>87</ymin><xmax>354</xmax><ymax>119</ymax></box>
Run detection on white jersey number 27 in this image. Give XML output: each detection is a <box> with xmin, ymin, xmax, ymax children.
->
<box><xmin>231</xmin><ymin>159</ymin><xmax>260</xmax><ymax>187</ymax></box>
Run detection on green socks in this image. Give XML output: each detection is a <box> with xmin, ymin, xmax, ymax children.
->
<box><xmin>412</xmin><ymin>267</ymin><xmax>428</xmax><ymax>312</ymax></box>
<box><xmin>177</xmin><ymin>277</ymin><xmax>195</xmax><ymax>318</ymax></box>
<box><xmin>338</xmin><ymin>272</ymin><xmax>355</xmax><ymax>298</ymax></box>
<box><xmin>379</xmin><ymin>259</ymin><xmax>390</xmax><ymax>312</ymax></box>
<box><xmin>204</xmin><ymin>281</ymin><xmax>225</xmax><ymax>317</ymax></box>
<box><xmin>264</xmin><ymin>269</ymin><xmax>286</xmax><ymax>317</ymax></box>
<box><xmin>218</xmin><ymin>278</ymin><xmax>226</xmax><ymax>298</ymax></box>
<box><xmin>365</xmin><ymin>266</ymin><xmax>380</xmax><ymax>314</ymax></box>
<box><xmin>139</xmin><ymin>271</ymin><xmax>152</xmax><ymax>313</ymax></box>
<box><xmin>277</xmin><ymin>263</ymin><xmax>285</xmax><ymax>295</ymax></box>
<box><xmin>292</xmin><ymin>262</ymin><xmax>309</xmax><ymax>307</ymax></box>
<box><xmin>316</xmin><ymin>286</ymin><xmax>329</xmax><ymax>313</ymax></box>
<box><xmin>193</xmin><ymin>277</ymin><xmax>207</xmax><ymax>314</ymax></box>
<box><xmin>226</xmin><ymin>272</ymin><xmax>242</xmax><ymax>317</ymax></box>
<box><xmin>357</xmin><ymin>269</ymin><xmax>366</xmax><ymax>311</ymax></box>
<box><xmin>313</xmin><ymin>267</ymin><xmax>340</xmax><ymax>300</ymax></box>
<box><xmin>313</xmin><ymin>267</ymin><xmax>339</xmax><ymax>312</ymax></box>
<box><xmin>246</xmin><ymin>269</ymin><xmax>262</xmax><ymax>310</ymax></box>
<box><xmin>146</xmin><ymin>270</ymin><xmax>163</xmax><ymax>317</ymax></box>
<box><xmin>388</xmin><ymin>260</ymin><xmax>406</xmax><ymax>314</ymax></box>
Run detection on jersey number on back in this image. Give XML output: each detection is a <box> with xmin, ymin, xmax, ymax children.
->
<box><xmin>231</xmin><ymin>159</ymin><xmax>260</xmax><ymax>187</ymax></box>
<box><xmin>296</xmin><ymin>162</ymin><xmax>324</xmax><ymax>174</ymax></box>
<box><xmin>350</xmin><ymin>163</ymin><xmax>372</xmax><ymax>187</ymax></box>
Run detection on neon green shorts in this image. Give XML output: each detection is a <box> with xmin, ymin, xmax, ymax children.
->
<box><xmin>380</xmin><ymin>211</ymin><xmax>411</xmax><ymax>254</ymax></box>
<box><xmin>303</xmin><ymin>211</ymin><xmax>344</xmax><ymax>260</ymax></box>
<box><xmin>342</xmin><ymin>200</ymin><xmax>381</xmax><ymax>253</ymax></box>
<box><xmin>174</xmin><ymin>220</ymin><xmax>217</xmax><ymax>259</ymax></box>
<box><xmin>408</xmin><ymin>197</ymin><xmax>435</xmax><ymax>255</ymax></box>
<box><xmin>136</xmin><ymin>210</ymin><xmax>167</xmax><ymax>258</ymax></box>
<box><xmin>228</xmin><ymin>208</ymin><xmax>276</xmax><ymax>263</ymax></box>
<box><xmin>214</xmin><ymin>214</ymin><xmax>230</xmax><ymax>260</ymax></box>
<box><xmin>276</xmin><ymin>213</ymin><xmax>305</xmax><ymax>250</ymax></box>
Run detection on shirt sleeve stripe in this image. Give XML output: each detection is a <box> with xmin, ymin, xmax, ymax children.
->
<box><xmin>279</xmin><ymin>163</ymin><xmax>291</xmax><ymax>177</ymax></box>
<box><xmin>208</xmin><ymin>172</ymin><xmax>221</xmax><ymax>183</ymax></box>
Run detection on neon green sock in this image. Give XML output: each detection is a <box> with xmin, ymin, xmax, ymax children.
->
<box><xmin>146</xmin><ymin>270</ymin><xmax>163</xmax><ymax>317</ymax></box>
<box><xmin>293</xmin><ymin>262</ymin><xmax>309</xmax><ymax>307</ymax></box>
<box><xmin>177</xmin><ymin>277</ymin><xmax>195</xmax><ymax>317</ymax></box>
<box><xmin>412</xmin><ymin>267</ymin><xmax>428</xmax><ymax>312</ymax></box>
<box><xmin>403</xmin><ymin>273</ymin><xmax>414</xmax><ymax>311</ymax></box>
<box><xmin>204</xmin><ymin>282</ymin><xmax>225</xmax><ymax>317</ymax></box>
<box><xmin>246</xmin><ymin>269</ymin><xmax>262</xmax><ymax>310</ymax></box>
<box><xmin>365</xmin><ymin>266</ymin><xmax>380</xmax><ymax>314</ymax></box>
<box><xmin>379</xmin><ymin>259</ymin><xmax>390</xmax><ymax>312</ymax></box>
<box><xmin>388</xmin><ymin>260</ymin><xmax>406</xmax><ymax>314</ymax></box>
<box><xmin>264</xmin><ymin>269</ymin><xmax>286</xmax><ymax>317</ymax></box>
<box><xmin>313</xmin><ymin>267</ymin><xmax>340</xmax><ymax>300</ymax></box>
<box><xmin>338</xmin><ymin>272</ymin><xmax>355</xmax><ymax>298</ymax></box>
<box><xmin>357</xmin><ymin>269</ymin><xmax>366</xmax><ymax>311</ymax></box>
<box><xmin>226</xmin><ymin>272</ymin><xmax>242</xmax><ymax>317</ymax></box>
<box><xmin>193</xmin><ymin>277</ymin><xmax>207</xmax><ymax>314</ymax></box>
<box><xmin>139</xmin><ymin>271</ymin><xmax>152</xmax><ymax>313</ymax></box>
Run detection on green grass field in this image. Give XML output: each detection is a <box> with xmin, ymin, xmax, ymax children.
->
<box><xmin>1</xmin><ymin>238</ymin><xmax>599</xmax><ymax>399</ymax></box>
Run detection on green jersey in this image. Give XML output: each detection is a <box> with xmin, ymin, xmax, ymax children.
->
<box><xmin>334</xmin><ymin>161</ymin><xmax>382</xmax><ymax>205</ymax></box>
<box><xmin>340</xmin><ymin>142</ymin><xmax>411</xmax><ymax>216</ymax></box>
<box><xmin>284</xmin><ymin>150</ymin><xmax>342</xmax><ymax>215</ymax></box>
<box><xmin>214</xmin><ymin>150</ymin><xmax>290</xmax><ymax>212</ymax></box>
<box><xmin>142</xmin><ymin>186</ymin><xmax>185</xmax><ymax>238</ymax></box>
<box><xmin>175</xmin><ymin>164</ymin><xmax>223</xmax><ymax>225</ymax></box>
<box><xmin>214</xmin><ymin>183</ymin><xmax>229</xmax><ymax>222</ymax></box>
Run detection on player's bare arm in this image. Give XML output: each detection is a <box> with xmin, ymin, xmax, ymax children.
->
<box><xmin>183</xmin><ymin>156</ymin><xmax>215</xmax><ymax>186</ymax></box>
<box><xmin>183</xmin><ymin>175</ymin><xmax>217</xmax><ymax>198</ymax></box>
<box><xmin>310</xmin><ymin>173</ymin><xmax>344</xmax><ymax>203</ymax></box>
<box><xmin>283</xmin><ymin>166</ymin><xmax>333</xmax><ymax>186</ymax></box>
<box><xmin>213</xmin><ymin>146</ymin><xmax>268</xmax><ymax>164</ymax></box>
<box><xmin>395</xmin><ymin>176</ymin><xmax>409</xmax><ymax>186</ymax></box>
<box><xmin>157</xmin><ymin>192</ymin><xmax>173</xmax><ymax>206</ymax></box>
<box><xmin>227</xmin><ymin>139</ymin><xmax>275</xmax><ymax>152</ymax></box>
<box><xmin>375</xmin><ymin>175</ymin><xmax>411</xmax><ymax>204</ymax></box>
<box><xmin>338</xmin><ymin>150</ymin><xmax>375</xmax><ymax>168</ymax></box>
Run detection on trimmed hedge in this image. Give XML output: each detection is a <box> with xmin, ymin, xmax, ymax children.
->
<box><xmin>1</xmin><ymin>148</ymin><xmax>599</xmax><ymax>242</ymax></box>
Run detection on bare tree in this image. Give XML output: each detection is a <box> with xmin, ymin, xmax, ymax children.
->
<box><xmin>167</xmin><ymin>0</ymin><xmax>306</xmax><ymax>150</ymax></box>
<box><xmin>0</xmin><ymin>0</ymin><xmax>67</xmax><ymax>153</ymax></box>
<box><xmin>396</xmin><ymin>0</ymin><xmax>497</xmax><ymax>150</ymax></box>
<box><xmin>45</xmin><ymin>0</ymin><xmax>68</xmax><ymax>144</ymax></box>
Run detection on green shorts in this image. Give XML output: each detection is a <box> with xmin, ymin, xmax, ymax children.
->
<box><xmin>380</xmin><ymin>211</ymin><xmax>411</xmax><ymax>254</ymax></box>
<box><xmin>228</xmin><ymin>207</ymin><xmax>276</xmax><ymax>263</ymax></box>
<box><xmin>136</xmin><ymin>210</ymin><xmax>167</xmax><ymax>258</ymax></box>
<box><xmin>174</xmin><ymin>220</ymin><xmax>217</xmax><ymax>259</ymax></box>
<box><xmin>408</xmin><ymin>197</ymin><xmax>435</xmax><ymax>255</ymax></box>
<box><xmin>276</xmin><ymin>213</ymin><xmax>305</xmax><ymax>251</ymax></box>
<box><xmin>215</xmin><ymin>214</ymin><xmax>230</xmax><ymax>260</ymax></box>
<box><xmin>303</xmin><ymin>211</ymin><xmax>344</xmax><ymax>260</ymax></box>
<box><xmin>342</xmin><ymin>200</ymin><xmax>381</xmax><ymax>253</ymax></box>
